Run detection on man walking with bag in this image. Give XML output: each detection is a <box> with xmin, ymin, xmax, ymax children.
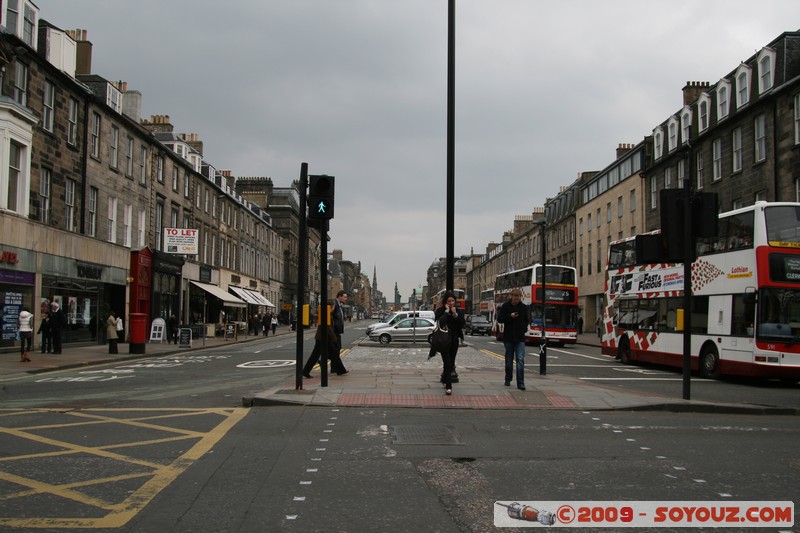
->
<box><xmin>497</xmin><ymin>288</ymin><xmax>530</xmax><ymax>390</ymax></box>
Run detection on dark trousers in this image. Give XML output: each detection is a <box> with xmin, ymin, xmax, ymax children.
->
<box><xmin>440</xmin><ymin>338</ymin><xmax>460</xmax><ymax>387</ymax></box>
<box><xmin>108</xmin><ymin>339</ymin><xmax>119</xmax><ymax>354</ymax></box>
<box><xmin>40</xmin><ymin>333</ymin><xmax>52</xmax><ymax>353</ymax></box>
<box><xmin>51</xmin><ymin>329</ymin><xmax>63</xmax><ymax>353</ymax></box>
<box><xmin>303</xmin><ymin>340</ymin><xmax>346</xmax><ymax>375</ymax></box>
<box><xmin>20</xmin><ymin>332</ymin><xmax>33</xmax><ymax>354</ymax></box>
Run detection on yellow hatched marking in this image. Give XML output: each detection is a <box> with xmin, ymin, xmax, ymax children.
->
<box><xmin>0</xmin><ymin>407</ymin><xmax>249</xmax><ymax>529</ymax></box>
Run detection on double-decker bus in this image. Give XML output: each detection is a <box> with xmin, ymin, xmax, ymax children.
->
<box><xmin>479</xmin><ymin>288</ymin><xmax>495</xmax><ymax>323</ymax></box>
<box><xmin>493</xmin><ymin>264</ymin><xmax>579</xmax><ymax>345</ymax></box>
<box><xmin>601</xmin><ymin>201</ymin><xmax>800</xmax><ymax>381</ymax></box>
<box><xmin>432</xmin><ymin>288</ymin><xmax>466</xmax><ymax>310</ymax></box>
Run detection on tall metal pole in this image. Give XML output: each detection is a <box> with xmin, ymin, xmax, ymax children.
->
<box><xmin>446</xmin><ymin>0</ymin><xmax>455</xmax><ymax>293</ymax></box>
<box><xmin>539</xmin><ymin>224</ymin><xmax>547</xmax><ymax>375</ymax></box>
<box><xmin>682</xmin><ymin>148</ymin><xmax>693</xmax><ymax>400</ymax></box>
<box><xmin>320</xmin><ymin>221</ymin><xmax>329</xmax><ymax>387</ymax></box>
<box><xmin>296</xmin><ymin>163</ymin><xmax>308</xmax><ymax>390</ymax></box>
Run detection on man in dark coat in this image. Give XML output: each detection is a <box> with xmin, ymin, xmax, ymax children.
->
<box><xmin>49</xmin><ymin>301</ymin><xmax>66</xmax><ymax>354</ymax></box>
<box><xmin>497</xmin><ymin>288</ymin><xmax>530</xmax><ymax>390</ymax></box>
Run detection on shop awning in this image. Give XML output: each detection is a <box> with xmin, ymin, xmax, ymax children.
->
<box><xmin>190</xmin><ymin>281</ymin><xmax>247</xmax><ymax>308</ymax></box>
<box><xmin>229</xmin><ymin>286</ymin><xmax>275</xmax><ymax>308</ymax></box>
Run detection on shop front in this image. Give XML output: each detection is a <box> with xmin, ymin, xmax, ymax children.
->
<box><xmin>0</xmin><ymin>247</ymin><xmax>35</xmax><ymax>351</ymax></box>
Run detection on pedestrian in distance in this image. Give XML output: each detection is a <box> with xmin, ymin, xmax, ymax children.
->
<box><xmin>331</xmin><ymin>291</ymin><xmax>349</xmax><ymax>374</ymax></box>
<box><xmin>49</xmin><ymin>301</ymin><xmax>65</xmax><ymax>354</ymax></box>
<box><xmin>302</xmin><ymin>324</ymin><xmax>345</xmax><ymax>378</ymax></box>
<box><xmin>434</xmin><ymin>291</ymin><xmax>465</xmax><ymax>396</ymax></box>
<box><xmin>270</xmin><ymin>315</ymin><xmax>278</xmax><ymax>335</ymax></box>
<box><xmin>497</xmin><ymin>288</ymin><xmax>530</xmax><ymax>390</ymax></box>
<box><xmin>168</xmin><ymin>315</ymin><xmax>178</xmax><ymax>344</ymax></box>
<box><xmin>106</xmin><ymin>311</ymin><xmax>119</xmax><ymax>354</ymax></box>
<box><xmin>38</xmin><ymin>312</ymin><xmax>52</xmax><ymax>354</ymax></box>
<box><xmin>18</xmin><ymin>307</ymin><xmax>34</xmax><ymax>362</ymax></box>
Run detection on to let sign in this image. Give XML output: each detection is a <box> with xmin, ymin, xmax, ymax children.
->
<box><xmin>163</xmin><ymin>228</ymin><xmax>199</xmax><ymax>255</ymax></box>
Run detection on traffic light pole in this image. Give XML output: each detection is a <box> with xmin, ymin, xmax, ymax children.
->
<box><xmin>296</xmin><ymin>163</ymin><xmax>308</xmax><ymax>390</ymax></box>
<box><xmin>319</xmin><ymin>219</ymin><xmax>329</xmax><ymax>388</ymax></box>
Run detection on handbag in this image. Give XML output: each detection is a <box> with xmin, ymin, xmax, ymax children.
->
<box><xmin>429</xmin><ymin>322</ymin><xmax>451</xmax><ymax>354</ymax></box>
<box><xmin>116</xmin><ymin>317</ymin><xmax>123</xmax><ymax>332</ymax></box>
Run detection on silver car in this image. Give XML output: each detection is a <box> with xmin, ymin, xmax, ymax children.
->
<box><xmin>368</xmin><ymin>317</ymin><xmax>436</xmax><ymax>344</ymax></box>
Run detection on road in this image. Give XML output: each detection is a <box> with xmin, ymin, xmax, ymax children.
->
<box><xmin>1</xmin><ymin>325</ymin><xmax>797</xmax><ymax>531</ymax></box>
<box><xmin>457</xmin><ymin>332</ymin><xmax>800</xmax><ymax>410</ymax></box>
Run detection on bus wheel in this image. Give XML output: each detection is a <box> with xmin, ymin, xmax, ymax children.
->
<box><xmin>618</xmin><ymin>338</ymin><xmax>632</xmax><ymax>364</ymax></box>
<box><xmin>699</xmin><ymin>345</ymin><xmax>720</xmax><ymax>379</ymax></box>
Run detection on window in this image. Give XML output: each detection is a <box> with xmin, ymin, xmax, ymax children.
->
<box><xmin>39</xmin><ymin>168</ymin><xmax>51</xmax><ymax>223</ymax></box>
<box><xmin>139</xmin><ymin>146</ymin><xmax>147</xmax><ymax>185</ymax></box>
<box><xmin>698</xmin><ymin>94</ymin><xmax>710</xmax><ymax>132</ymax></box>
<box><xmin>667</xmin><ymin>117</ymin><xmax>678</xmax><ymax>152</ymax></box>
<box><xmin>578</xmin><ymin>217</ymin><xmax>583</xmax><ymax>235</ymax></box>
<box><xmin>123</xmin><ymin>204</ymin><xmax>132</xmax><ymax>247</ymax></box>
<box><xmin>155</xmin><ymin>201</ymin><xmax>164</xmax><ymax>251</ymax></box>
<box><xmin>665</xmin><ymin>167</ymin><xmax>673</xmax><ymax>189</ymax></box>
<box><xmin>617</xmin><ymin>196</ymin><xmax>623</xmax><ymax>218</ymax></box>
<box><xmin>67</xmin><ymin>98</ymin><xmax>78</xmax><ymax>145</ymax></box>
<box><xmin>712</xmin><ymin>138</ymin><xmax>722</xmax><ymax>181</ymax></box>
<box><xmin>653</xmin><ymin>127</ymin><xmax>663</xmax><ymax>159</ymax></box>
<box><xmin>677</xmin><ymin>159</ymin><xmax>686</xmax><ymax>189</ymax></box>
<box><xmin>88</xmin><ymin>187</ymin><xmax>98</xmax><ymax>237</ymax></box>
<box><xmin>43</xmin><ymin>81</ymin><xmax>55</xmax><ymax>132</ymax></box>
<box><xmin>172</xmin><ymin>166</ymin><xmax>179</xmax><ymax>191</ymax></box>
<box><xmin>138</xmin><ymin>209</ymin><xmax>146</xmax><ymax>248</ymax></box>
<box><xmin>597</xmin><ymin>240</ymin><xmax>602</xmax><ymax>274</ymax></box>
<box><xmin>65</xmin><ymin>178</ymin><xmax>77</xmax><ymax>232</ymax></box>
<box><xmin>735</xmin><ymin>64</ymin><xmax>751</xmax><ymax>109</ymax></box>
<box><xmin>587</xmin><ymin>212</ymin><xmax>592</xmax><ymax>232</ymax></box>
<box><xmin>156</xmin><ymin>155</ymin><xmax>164</xmax><ymax>183</ymax></box>
<box><xmin>732</xmin><ymin>127</ymin><xmax>743</xmax><ymax>173</ymax></box>
<box><xmin>90</xmin><ymin>112</ymin><xmax>101</xmax><ymax>158</ymax></box>
<box><xmin>606</xmin><ymin>202</ymin><xmax>611</xmax><ymax>223</ymax></box>
<box><xmin>681</xmin><ymin>107</ymin><xmax>692</xmax><ymax>143</ymax></box>
<box><xmin>184</xmin><ymin>173</ymin><xmax>190</xmax><ymax>198</ymax></box>
<box><xmin>757</xmin><ymin>48</ymin><xmax>776</xmax><ymax>94</ymax></box>
<box><xmin>650</xmin><ymin>175</ymin><xmax>657</xmax><ymax>209</ymax></box>
<box><xmin>696</xmin><ymin>151</ymin><xmax>705</xmax><ymax>190</ymax></box>
<box><xmin>107</xmin><ymin>196</ymin><xmax>118</xmax><ymax>242</ymax></box>
<box><xmin>21</xmin><ymin>2</ymin><xmax>36</xmax><ymax>46</ymax></box>
<box><xmin>5</xmin><ymin>1</ymin><xmax>20</xmax><ymax>38</ymax></box>
<box><xmin>596</xmin><ymin>208</ymin><xmax>601</xmax><ymax>228</ymax></box>
<box><xmin>630</xmin><ymin>190</ymin><xmax>636</xmax><ymax>212</ymax></box>
<box><xmin>587</xmin><ymin>243</ymin><xmax>592</xmax><ymax>275</ymax></box>
<box><xmin>125</xmin><ymin>137</ymin><xmax>134</xmax><ymax>177</ymax></box>
<box><xmin>795</xmin><ymin>93</ymin><xmax>800</xmax><ymax>145</ymax></box>
<box><xmin>13</xmin><ymin>61</ymin><xmax>27</xmax><ymax>106</ymax></box>
<box><xmin>754</xmin><ymin>114</ymin><xmax>767</xmax><ymax>163</ymax></box>
<box><xmin>717</xmin><ymin>80</ymin><xmax>730</xmax><ymax>121</ymax></box>
<box><xmin>110</xmin><ymin>125</ymin><xmax>119</xmax><ymax>169</ymax></box>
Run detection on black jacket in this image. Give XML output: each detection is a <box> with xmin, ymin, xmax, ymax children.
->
<box><xmin>434</xmin><ymin>305</ymin><xmax>465</xmax><ymax>340</ymax></box>
<box><xmin>497</xmin><ymin>300</ymin><xmax>530</xmax><ymax>343</ymax></box>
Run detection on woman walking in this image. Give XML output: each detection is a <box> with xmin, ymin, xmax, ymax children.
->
<box><xmin>18</xmin><ymin>308</ymin><xmax>34</xmax><ymax>362</ymax></box>
<box><xmin>433</xmin><ymin>292</ymin><xmax>465</xmax><ymax>396</ymax></box>
<box><xmin>106</xmin><ymin>311</ymin><xmax>119</xmax><ymax>354</ymax></box>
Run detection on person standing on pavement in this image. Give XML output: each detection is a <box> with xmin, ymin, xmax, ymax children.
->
<box><xmin>49</xmin><ymin>301</ymin><xmax>65</xmax><ymax>354</ymax></box>
<box><xmin>330</xmin><ymin>291</ymin><xmax>349</xmax><ymax>374</ymax></box>
<box><xmin>168</xmin><ymin>315</ymin><xmax>178</xmax><ymax>344</ymax></box>
<box><xmin>106</xmin><ymin>311</ymin><xmax>119</xmax><ymax>354</ymax></box>
<box><xmin>434</xmin><ymin>292</ymin><xmax>465</xmax><ymax>396</ymax></box>
<box><xmin>38</xmin><ymin>312</ymin><xmax>52</xmax><ymax>354</ymax></box>
<box><xmin>497</xmin><ymin>288</ymin><xmax>530</xmax><ymax>390</ymax></box>
<box><xmin>270</xmin><ymin>315</ymin><xmax>278</xmax><ymax>335</ymax></box>
<box><xmin>18</xmin><ymin>308</ymin><xmax>33</xmax><ymax>362</ymax></box>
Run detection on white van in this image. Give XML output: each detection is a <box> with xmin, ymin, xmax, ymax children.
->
<box><xmin>366</xmin><ymin>310</ymin><xmax>435</xmax><ymax>335</ymax></box>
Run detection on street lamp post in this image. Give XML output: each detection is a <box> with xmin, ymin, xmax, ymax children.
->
<box><xmin>535</xmin><ymin>220</ymin><xmax>547</xmax><ymax>375</ymax></box>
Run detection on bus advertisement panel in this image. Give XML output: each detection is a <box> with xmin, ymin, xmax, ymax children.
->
<box><xmin>494</xmin><ymin>264</ymin><xmax>578</xmax><ymax>345</ymax></box>
<box><xmin>602</xmin><ymin>202</ymin><xmax>800</xmax><ymax>381</ymax></box>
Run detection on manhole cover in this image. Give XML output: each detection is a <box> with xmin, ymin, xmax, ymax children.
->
<box><xmin>391</xmin><ymin>425</ymin><xmax>463</xmax><ymax>445</ymax></box>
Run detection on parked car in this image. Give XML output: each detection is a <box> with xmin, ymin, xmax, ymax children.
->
<box><xmin>465</xmin><ymin>315</ymin><xmax>491</xmax><ymax>336</ymax></box>
<box><xmin>368</xmin><ymin>317</ymin><xmax>437</xmax><ymax>344</ymax></box>
<box><xmin>366</xmin><ymin>310</ymin><xmax>435</xmax><ymax>336</ymax></box>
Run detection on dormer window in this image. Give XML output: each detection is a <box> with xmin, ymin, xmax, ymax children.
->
<box><xmin>4</xmin><ymin>0</ymin><xmax>39</xmax><ymax>48</ymax></box>
<box><xmin>667</xmin><ymin>116</ymin><xmax>679</xmax><ymax>152</ymax></box>
<box><xmin>717</xmin><ymin>79</ymin><xmax>731</xmax><ymax>121</ymax></box>
<box><xmin>698</xmin><ymin>93</ymin><xmax>711</xmax><ymax>132</ymax></box>
<box><xmin>735</xmin><ymin>63</ymin><xmax>751</xmax><ymax>109</ymax></box>
<box><xmin>757</xmin><ymin>47</ymin><xmax>776</xmax><ymax>94</ymax></box>
<box><xmin>653</xmin><ymin>127</ymin><xmax>664</xmax><ymax>159</ymax></box>
<box><xmin>680</xmin><ymin>106</ymin><xmax>692</xmax><ymax>144</ymax></box>
<box><xmin>107</xmin><ymin>84</ymin><xmax>122</xmax><ymax>114</ymax></box>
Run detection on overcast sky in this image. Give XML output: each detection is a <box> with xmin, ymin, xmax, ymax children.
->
<box><xmin>35</xmin><ymin>1</ymin><xmax>800</xmax><ymax>301</ymax></box>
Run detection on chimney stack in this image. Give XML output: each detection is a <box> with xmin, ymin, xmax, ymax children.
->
<box><xmin>682</xmin><ymin>81</ymin><xmax>710</xmax><ymax>106</ymax></box>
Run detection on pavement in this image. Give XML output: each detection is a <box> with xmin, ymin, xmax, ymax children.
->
<box><xmin>3</xmin><ymin>325</ymin><xmax>797</xmax><ymax>414</ymax></box>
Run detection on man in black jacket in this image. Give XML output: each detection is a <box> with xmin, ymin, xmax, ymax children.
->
<box><xmin>497</xmin><ymin>288</ymin><xmax>530</xmax><ymax>390</ymax></box>
<box><xmin>49</xmin><ymin>301</ymin><xmax>66</xmax><ymax>354</ymax></box>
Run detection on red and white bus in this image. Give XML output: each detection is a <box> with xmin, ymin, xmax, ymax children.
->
<box><xmin>493</xmin><ymin>264</ymin><xmax>579</xmax><ymax>345</ymax></box>
<box><xmin>479</xmin><ymin>288</ymin><xmax>495</xmax><ymax>323</ymax></box>
<box><xmin>433</xmin><ymin>288</ymin><xmax>466</xmax><ymax>310</ymax></box>
<box><xmin>601</xmin><ymin>201</ymin><xmax>800</xmax><ymax>381</ymax></box>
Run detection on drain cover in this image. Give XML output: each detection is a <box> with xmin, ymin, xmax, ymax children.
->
<box><xmin>391</xmin><ymin>425</ymin><xmax>463</xmax><ymax>445</ymax></box>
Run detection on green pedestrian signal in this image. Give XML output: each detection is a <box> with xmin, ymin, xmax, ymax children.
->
<box><xmin>308</xmin><ymin>175</ymin><xmax>335</xmax><ymax>220</ymax></box>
